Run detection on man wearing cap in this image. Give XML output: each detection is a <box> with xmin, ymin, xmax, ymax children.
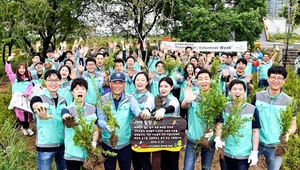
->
<box><xmin>97</xmin><ymin>72</ymin><xmax>141</xmax><ymax>170</ymax></box>
<box><xmin>31</xmin><ymin>61</ymin><xmax>45</xmax><ymax>85</ymax></box>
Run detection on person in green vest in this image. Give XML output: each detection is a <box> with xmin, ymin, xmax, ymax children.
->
<box><xmin>252</xmin><ymin>66</ymin><xmax>297</xmax><ymax>170</ymax></box>
<box><xmin>132</xmin><ymin>72</ymin><xmax>155</xmax><ymax>170</ymax></box>
<box><xmin>220</xmin><ymin>79</ymin><xmax>260</xmax><ymax>170</ymax></box>
<box><xmin>62</xmin><ymin>78</ymin><xmax>99</xmax><ymax>170</ymax></box>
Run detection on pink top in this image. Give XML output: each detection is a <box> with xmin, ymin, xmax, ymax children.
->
<box><xmin>5</xmin><ymin>62</ymin><xmax>33</xmax><ymax>96</ymax></box>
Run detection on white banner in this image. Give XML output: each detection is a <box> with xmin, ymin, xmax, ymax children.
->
<box><xmin>161</xmin><ymin>41</ymin><xmax>248</xmax><ymax>52</ymax></box>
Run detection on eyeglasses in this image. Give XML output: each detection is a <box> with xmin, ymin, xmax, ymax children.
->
<box><xmin>46</xmin><ymin>79</ymin><xmax>60</xmax><ymax>84</ymax></box>
<box><xmin>269</xmin><ymin>76</ymin><xmax>284</xmax><ymax>81</ymax></box>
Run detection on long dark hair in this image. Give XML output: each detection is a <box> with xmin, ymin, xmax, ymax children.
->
<box><xmin>16</xmin><ymin>64</ymin><xmax>31</xmax><ymax>82</ymax></box>
<box><xmin>183</xmin><ymin>63</ymin><xmax>195</xmax><ymax>80</ymax></box>
<box><xmin>158</xmin><ymin>76</ymin><xmax>174</xmax><ymax>94</ymax></box>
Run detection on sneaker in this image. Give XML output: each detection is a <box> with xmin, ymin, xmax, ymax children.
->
<box><xmin>22</xmin><ymin>129</ymin><xmax>28</xmax><ymax>136</ymax></box>
<box><xmin>26</xmin><ymin>129</ymin><xmax>34</xmax><ymax>136</ymax></box>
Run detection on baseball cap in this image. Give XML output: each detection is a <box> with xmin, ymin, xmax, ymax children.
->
<box><xmin>46</xmin><ymin>49</ymin><xmax>54</xmax><ymax>53</ymax></box>
<box><xmin>34</xmin><ymin>61</ymin><xmax>43</xmax><ymax>66</ymax></box>
<box><xmin>110</xmin><ymin>72</ymin><xmax>125</xmax><ymax>82</ymax></box>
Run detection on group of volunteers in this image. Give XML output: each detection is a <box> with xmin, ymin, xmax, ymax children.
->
<box><xmin>6</xmin><ymin>38</ymin><xmax>297</xmax><ymax>170</ymax></box>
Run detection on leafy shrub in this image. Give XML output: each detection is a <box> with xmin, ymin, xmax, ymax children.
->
<box><xmin>282</xmin><ymin>134</ymin><xmax>300</xmax><ymax>170</ymax></box>
<box><xmin>280</xmin><ymin>66</ymin><xmax>300</xmax><ymax>169</ymax></box>
<box><xmin>0</xmin><ymin>93</ymin><xmax>36</xmax><ymax>169</ymax></box>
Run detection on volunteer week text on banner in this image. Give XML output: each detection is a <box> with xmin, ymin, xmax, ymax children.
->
<box><xmin>161</xmin><ymin>41</ymin><xmax>248</xmax><ymax>52</ymax></box>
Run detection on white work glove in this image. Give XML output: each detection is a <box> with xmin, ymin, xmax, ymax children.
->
<box><xmin>92</xmin><ymin>141</ymin><xmax>97</xmax><ymax>148</ymax></box>
<box><xmin>153</xmin><ymin>108</ymin><xmax>166</xmax><ymax>120</ymax></box>
<box><xmin>7</xmin><ymin>53</ymin><xmax>15</xmax><ymax>62</ymax></box>
<box><xmin>7</xmin><ymin>55</ymin><xmax>15</xmax><ymax>62</ymax></box>
<box><xmin>140</xmin><ymin>109</ymin><xmax>151</xmax><ymax>120</ymax></box>
<box><xmin>214</xmin><ymin>136</ymin><xmax>225</xmax><ymax>150</ymax></box>
<box><xmin>248</xmin><ymin>151</ymin><xmax>258</xmax><ymax>166</ymax></box>
<box><xmin>106</xmin><ymin>125</ymin><xmax>113</xmax><ymax>133</ymax></box>
<box><xmin>183</xmin><ymin>86</ymin><xmax>198</xmax><ymax>104</ymax></box>
<box><xmin>34</xmin><ymin>103</ymin><xmax>53</xmax><ymax>120</ymax></box>
<box><xmin>62</xmin><ymin>114</ymin><xmax>70</xmax><ymax>120</ymax></box>
<box><xmin>203</xmin><ymin>130</ymin><xmax>214</xmax><ymax>140</ymax></box>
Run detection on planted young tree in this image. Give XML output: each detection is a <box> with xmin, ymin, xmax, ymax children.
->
<box><xmin>73</xmin><ymin>99</ymin><xmax>117</xmax><ymax>170</ymax></box>
<box><xmin>276</xmin><ymin>103</ymin><xmax>295</xmax><ymax>156</ymax></box>
<box><xmin>196</xmin><ymin>78</ymin><xmax>228</xmax><ymax>149</ymax></box>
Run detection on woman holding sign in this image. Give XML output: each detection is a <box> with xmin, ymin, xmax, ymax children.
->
<box><xmin>152</xmin><ymin>76</ymin><xmax>180</xmax><ymax>170</ymax></box>
<box><xmin>132</xmin><ymin>72</ymin><xmax>155</xmax><ymax>170</ymax></box>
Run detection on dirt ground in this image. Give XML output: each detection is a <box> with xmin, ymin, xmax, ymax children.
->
<box><xmin>0</xmin><ymin>78</ymin><xmax>10</xmax><ymax>93</ymax></box>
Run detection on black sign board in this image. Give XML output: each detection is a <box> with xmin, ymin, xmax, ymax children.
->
<box><xmin>130</xmin><ymin>116</ymin><xmax>187</xmax><ymax>152</ymax></box>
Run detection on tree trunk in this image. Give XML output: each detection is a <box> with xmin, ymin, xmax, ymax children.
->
<box><xmin>2</xmin><ymin>45</ymin><xmax>6</xmax><ymax>65</ymax></box>
<box><xmin>43</xmin><ymin>36</ymin><xmax>53</xmax><ymax>59</ymax></box>
<box><xmin>138</xmin><ymin>9</ymin><xmax>144</xmax><ymax>49</ymax></box>
<box><xmin>8</xmin><ymin>40</ymin><xmax>14</xmax><ymax>57</ymax></box>
<box><xmin>23</xmin><ymin>36</ymin><xmax>34</xmax><ymax>55</ymax></box>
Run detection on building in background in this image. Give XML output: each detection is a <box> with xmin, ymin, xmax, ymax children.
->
<box><xmin>267</xmin><ymin>0</ymin><xmax>284</xmax><ymax>17</ymax></box>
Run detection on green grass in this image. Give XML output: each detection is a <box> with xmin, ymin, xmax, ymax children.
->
<box><xmin>0</xmin><ymin>93</ymin><xmax>37</xmax><ymax>169</ymax></box>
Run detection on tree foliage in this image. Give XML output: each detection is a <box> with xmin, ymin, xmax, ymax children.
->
<box><xmin>100</xmin><ymin>0</ymin><xmax>174</xmax><ymax>46</ymax></box>
<box><xmin>279</xmin><ymin>2</ymin><xmax>300</xmax><ymax>29</ymax></box>
<box><xmin>168</xmin><ymin>0</ymin><xmax>267</xmax><ymax>46</ymax></box>
<box><xmin>0</xmin><ymin>1</ymin><xmax>27</xmax><ymax>63</ymax></box>
<box><xmin>0</xmin><ymin>0</ymin><xmax>101</xmax><ymax>57</ymax></box>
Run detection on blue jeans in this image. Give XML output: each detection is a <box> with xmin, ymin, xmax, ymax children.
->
<box><xmin>102</xmin><ymin>142</ymin><xmax>132</xmax><ymax>170</ymax></box>
<box><xmin>183</xmin><ymin>139</ymin><xmax>215</xmax><ymax>170</ymax></box>
<box><xmin>220</xmin><ymin>156</ymin><xmax>249</xmax><ymax>170</ymax></box>
<box><xmin>37</xmin><ymin>148</ymin><xmax>66</xmax><ymax>170</ymax></box>
<box><xmin>258</xmin><ymin>79</ymin><xmax>269</xmax><ymax>88</ymax></box>
<box><xmin>258</xmin><ymin>144</ymin><xmax>282</xmax><ymax>170</ymax></box>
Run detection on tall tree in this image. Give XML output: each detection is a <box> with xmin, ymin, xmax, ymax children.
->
<box><xmin>100</xmin><ymin>0</ymin><xmax>174</xmax><ymax>47</ymax></box>
<box><xmin>279</xmin><ymin>1</ymin><xmax>300</xmax><ymax>29</ymax></box>
<box><xmin>168</xmin><ymin>0</ymin><xmax>267</xmax><ymax>46</ymax></box>
<box><xmin>0</xmin><ymin>0</ymin><xmax>101</xmax><ymax>60</ymax></box>
<box><xmin>230</xmin><ymin>0</ymin><xmax>267</xmax><ymax>46</ymax></box>
<box><xmin>0</xmin><ymin>0</ymin><xmax>26</xmax><ymax>64</ymax></box>
<box><xmin>21</xmin><ymin>0</ymin><xmax>100</xmax><ymax>56</ymax></box>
